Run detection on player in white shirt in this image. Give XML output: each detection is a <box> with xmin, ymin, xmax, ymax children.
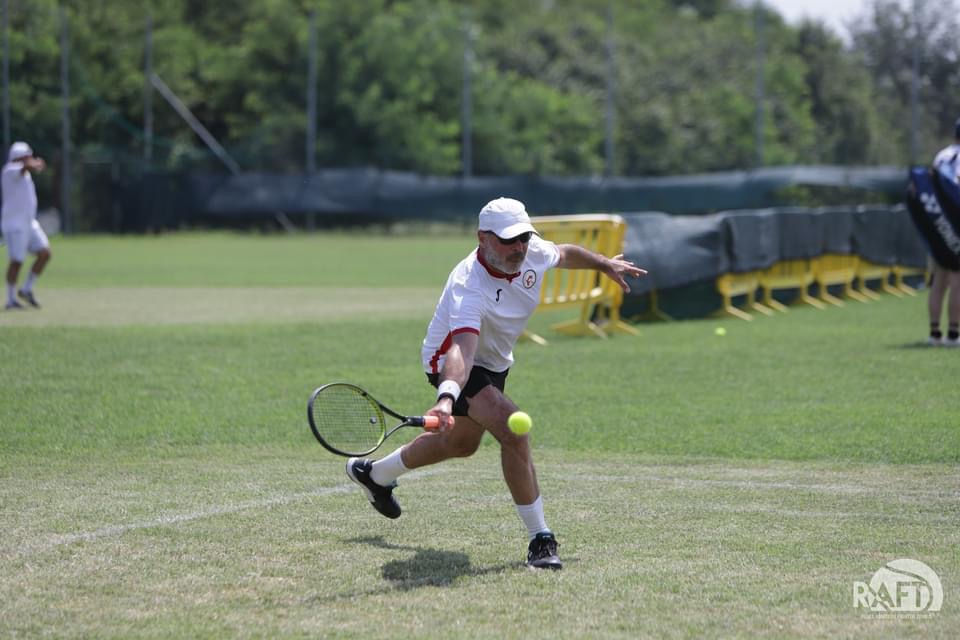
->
<box><xmin>346</xmin><ymin>197</ymin><xmax>647</xmax><ymax>569</ymax></box>
<box><xmin>933</xmin><ymin>119</ymin><xmax>960</xmax><ymax>184</ymax></box>
<box><xmin>2</xmin><ymin>141</ymin><xmax>51</xmax><ymax>310</ymax></box>
<box><xmin>927</xmin><ymin>119</ymin><xmax>960</xmax><ymax>346</ymax></box>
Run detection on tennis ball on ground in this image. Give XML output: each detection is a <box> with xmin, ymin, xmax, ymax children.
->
<box><xmin>714</xmin><ymin>327</ymin><xmax>727</xmax><ymax>336</ymax></box>
<box><xmin>507</xmin><ymin>411</ymin><xmax>532</xmax><ymax>435</ymax></box>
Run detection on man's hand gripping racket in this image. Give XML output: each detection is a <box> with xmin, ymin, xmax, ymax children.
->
<box><xmin>307</xmin><ymin>382</ymin><xmax>454</xmax><ymax>457</ymax></box>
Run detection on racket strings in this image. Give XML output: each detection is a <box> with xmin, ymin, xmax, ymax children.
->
<box><xmin>311</xmin><ymin>386</ymin><xmax>385</xmax><ymax>454</ymax></box>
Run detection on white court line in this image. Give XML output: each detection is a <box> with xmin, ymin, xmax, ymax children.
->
<box><xmin>7</xmin><ymin>466</ymin><xmax>957</xmax><ymax>560</ymax></box>
<box><xmin>4</xmin><ymin>469</ymin><xmax>443</xmax><ymax>559</ymax></box>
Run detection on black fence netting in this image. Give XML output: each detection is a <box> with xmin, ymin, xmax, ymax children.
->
<box><xmin>107</xmin><ymin>164</ymin><xmax>907</xmax><ymax>232</ymax></box>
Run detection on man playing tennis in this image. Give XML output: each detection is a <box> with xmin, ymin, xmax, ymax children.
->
<box><xmin>347</xmin><ymin>197</ymin><xmax>646</xmax><ymax>569</ymax></box>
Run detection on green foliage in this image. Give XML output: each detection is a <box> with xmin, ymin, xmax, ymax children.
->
<box><xmin>4</xmin><ymin>0</ymin><xmax>954</xmax><ymax>182</ymax></box>
<box><xmin>336</xmin><ymin>0</ymin><xmax>464</xmax><ymax>173</ymax></box>
<box><xmin>792</xmin><ymin>23</ymin><xmax>896</xmax><ymax>164</ymax></box>
<box><xmin>6</xmin><ymin>0</ymin><xmax>61</xmax><ymax>153</ymax></box>
<box><xmin>201</xmin><ymin>0</ymin><xmax>315</xmax><ymax>169</ymax></box>
<box><xmin>617</xmin><ymin>9</ymin><xmax>762</xmax><ymax>173</ymax></box>
<box><xmin>471</xmin><ymin>70</ymin><xmax>603</xmax><ymax>175</ymax></box>
<box><xmin>850</xmin><ymin>0</ymin><xmax>960</xmax><ymax>162</ymax></box>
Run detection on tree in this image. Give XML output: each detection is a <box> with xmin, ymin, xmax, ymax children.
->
<box><xmin>611</xmin><ymin>5</ymin><xmax>816</xmax><ymax>174</ymax></box>
<box><xmin>333</xmin><ymin>0</ymin><xmax>463</xmax><ymax>174</ymax></box>
<box><xmin>849</xmin><ymin>0</ymin><xmax>960</xmax><ymax>162</ymax></box>
<box><xmin>7</xmin><ymin>0</ymin><xmax>939</xmax><ymax>185</ymax></box>
<box><xmin>792</xmin><ymin>22</ymin><xmax>897</xmax><ymax>164</ymax></box>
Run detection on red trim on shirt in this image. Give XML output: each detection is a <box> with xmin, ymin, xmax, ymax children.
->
<box><xmin>475</xmin><ymin>248</ymin><xmax>520</xmax><ymax>283</ymax></box>
<box><xmin>428</xmin><ymin>327</ymin><xmax>480</xmax><ymax>373</ymax></box>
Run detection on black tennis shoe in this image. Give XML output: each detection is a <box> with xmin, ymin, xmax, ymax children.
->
<box><xmin>527</xmin><ymin>531</ymin><xmax>563</xmax><ymax>570</ymax></box>
<box><xmin>346</xmin><ymin>457</ymin><xmax>401</xmax><ymax>519</ymax></box>
<box><xmin>17</xmin><ymin>289</ymin><xmax>39</xmax><ymax>308</ymax></box>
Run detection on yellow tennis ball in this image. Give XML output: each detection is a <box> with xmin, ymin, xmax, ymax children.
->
<box><xmin>714</xmin><ymin>327</ymin><xmax>727</xmax><ymax>336</ymax></box>
<box><xmin>507</xmin><ymin>411</ymin><xmax>532</xmax><ymax>435</ymax></box>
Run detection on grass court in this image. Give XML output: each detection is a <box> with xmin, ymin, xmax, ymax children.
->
<box><xmin>1</xmin><ymin>232</ymin><xmax>958</xmax><ymax>638</ymax></box>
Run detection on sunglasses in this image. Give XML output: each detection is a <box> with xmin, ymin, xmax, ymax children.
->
<box><xmin>490</xmin><ymin>231</ymin><xmax>533</xmax><ymax>245</ymax></box>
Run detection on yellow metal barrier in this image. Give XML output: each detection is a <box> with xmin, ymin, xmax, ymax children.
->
<box><xmin>715</xmin><ymin>271</ymin><xmax>774</xmax><ymax>321</ymax></box>
<box><xmin>525</xmin><ymin>214</ymin><xmax>639</xmax><ymax>344</ymax></box>
<box><xmin>892</xmin><ymin>265</ymin><xmax>929</xmax><ymax>296</ymax></box>
<box><xmin>854</xmin><ymin>260</ymin><xmax>902</xmax><ymax>299</ymax></box>
<box><xmin>758</xmin><ymin>259</ymin><xmax>826</xmax><ymax>311</ymax></box>
<box><xmin>811</xmin><ymin>254</ymin><xmax>869</xmax><ymax>306</ymax></box>
<box><xmin>717</xmin><ymin>256</ymin><xmax>924</xmax><ymax>318</ymax></box>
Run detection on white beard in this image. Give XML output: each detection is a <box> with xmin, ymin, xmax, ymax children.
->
<box><xmin>482</xmin><ymin>246</ymin><xmax>524</xmax><ymax>273</ymax></box>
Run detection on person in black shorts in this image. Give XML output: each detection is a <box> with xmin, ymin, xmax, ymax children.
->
<box><xmin>928</xmin><ymin>119</ymin><xmax>960</xmax><ymax>346</ymax></box>
<box><xmin>345</xmin><ymin>197</ymin><xmax>646</xmax><ymax>569</ymax></box>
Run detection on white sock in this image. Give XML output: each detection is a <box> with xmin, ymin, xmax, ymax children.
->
<box><xmin>6</xmin><ymin>283</ymin><xmax>14</xmax><ymax>303</ymax></box>
<box><xmin>370</xmin><ymin>447</ymin><xmax>409</xmax><ymax>486</ymax></box>
<box><xmin>516</xmin><ymin>495</ymin><xmax>550</xmax><ymax>540</ymax></box>
<box><xmin>23</xmin><ymin>271</ymin><xmax>37</xmax><ymax>292</ymax></box>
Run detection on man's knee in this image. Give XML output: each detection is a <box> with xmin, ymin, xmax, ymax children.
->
<box><xmin>466</xmin><ymin>385</ymin><xmax>528</xmax><ymax>447</ymax></box>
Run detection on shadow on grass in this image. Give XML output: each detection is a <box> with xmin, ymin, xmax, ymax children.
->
<box><xmin>302</xmin><ymin>537</ymin><xmax>532</xmax><ymax>606</ymax></box>
<box><xmin>892</xmin><ymin>341</ymin><xmax>953</xmax><ymax>349</ymax></box>
<box><xmin>348</xmin><ymin>536</ymin><xmax>519</xmax><ymax>591</ymax></box>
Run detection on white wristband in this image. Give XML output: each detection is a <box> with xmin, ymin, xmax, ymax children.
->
<box><xmin>436</xmin><ymin>380</ymin><xmax>461</xmax><ymax>403</ymax></box>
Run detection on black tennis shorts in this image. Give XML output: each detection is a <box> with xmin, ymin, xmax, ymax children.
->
<box><xmin>427</xmin><ymin>366</ymin><xmax>509</xmax><ymax>417</ymax></box>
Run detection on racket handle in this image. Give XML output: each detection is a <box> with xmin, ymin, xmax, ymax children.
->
<box><xmin>421</xmin><ymin>415</ymin><xmax>454</xmax><ymax>430</ymax></box>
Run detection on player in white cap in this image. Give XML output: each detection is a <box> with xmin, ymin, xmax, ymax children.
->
<box><xmin>2</xmin><ymin>142</ymin><xmax>51</xmax><ymax>310</ymax></box>
<box><xmin>346</xmin><ymin>197</ymin><xmax>647</xmax><ymax>569</ymax></box>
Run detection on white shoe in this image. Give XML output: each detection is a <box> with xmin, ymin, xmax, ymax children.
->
<box><xmin>927</xmin><ymin>335</ymin><xmax>942</xmax><ymax>346</ymax></box>
<box><xmin>944</xmin><ymin>337</ymin><xmax>960</xmax><ymax>348</ymax></box>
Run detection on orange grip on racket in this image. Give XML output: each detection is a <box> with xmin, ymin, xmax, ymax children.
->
<box><xmin>422</xmin><ymin>416</ymin><xmax>454</xmax><ymax>430</ymax></box>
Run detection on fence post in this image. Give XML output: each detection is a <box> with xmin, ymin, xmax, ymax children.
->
<box><xmin>60</xmin><ymin>5</ymin><xmax>72</xmax><ymax>234</ymax></box>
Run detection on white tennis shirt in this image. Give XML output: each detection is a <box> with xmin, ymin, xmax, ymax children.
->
<box><xmin>422</xmin><ymin>235</ymin><xmax>561</xmax><ymax>374</ymax></box>
<box><xmin>1</xmin><ymin>161</ymin><xmax>38</xmax><ymax>227</ymax></box>
<box><xmin>934</xmin><ymin>144</ymin><xmax>960</xmax><ymax>182</ymax></box>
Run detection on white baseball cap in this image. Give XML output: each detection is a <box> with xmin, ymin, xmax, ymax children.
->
<box><xmin>478</xmin><ymin>197</ymin><xmax>538</xmax><ymax>239</ymax></box>
<box><xmin>8</xmin><ymin>141</ymin><xmax>32</xmax><ymax>162</ymax></box>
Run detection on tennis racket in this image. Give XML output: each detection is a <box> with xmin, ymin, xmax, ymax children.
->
<box><xmin>307</xmin><ymin>382</ymin><xmax>454</xmax><ymax>457</ymax></box>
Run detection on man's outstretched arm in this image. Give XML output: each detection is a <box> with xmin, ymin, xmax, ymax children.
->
<box><xmin>556</xmin><ymin>244</ymin><xmax>647</xmax><ymax>293</ymax></box>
